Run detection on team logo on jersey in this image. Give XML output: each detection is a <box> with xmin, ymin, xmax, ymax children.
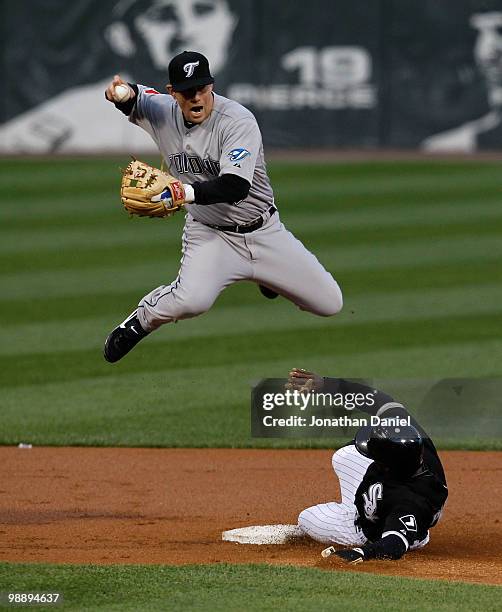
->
<box><xmin>399</xmin><ymin>514</ymin><xmax>417</xmax><ymax>532</ymax></box>
<box><xmin>145</xmin><ymin>88</ymin><xmax>160</xmax><ymax>95</ymax></box>
<box><xmin>183</xmin><ymin>61</ymin><xmax>200</xmax><ymax>78</ymax></box>
<box><xmin>228</xmin><ymin>148</ymin><xmax>251</xmax><ymax>162</ymax></box>
<box><xmin>362</xmin><ymin>482</ymin><xmax>383</xmax><ymax>522</ymax></box>
<box><xmin>169</xmin><ymin>152</ymin><xmax>220</xmax><ymax>177</ymax></box>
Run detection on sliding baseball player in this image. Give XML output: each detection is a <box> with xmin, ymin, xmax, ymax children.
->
<box><xmin>288</xmin><ymin>369</ymin><xmax>448</xmax><ymax>563</ymax></box>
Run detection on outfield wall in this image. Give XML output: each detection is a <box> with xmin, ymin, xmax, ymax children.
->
<box><xmin>1</xmin><ymin>0</ymin><xmax>502</xmax><ymax>153</ymax></box>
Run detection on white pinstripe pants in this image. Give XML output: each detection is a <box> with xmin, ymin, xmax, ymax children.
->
<box><xmin>298</xmin><ymin>444</ymin><xmax>373</xmax><ymax>545</ymax></box>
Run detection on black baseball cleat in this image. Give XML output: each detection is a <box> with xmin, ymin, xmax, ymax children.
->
<box><xmin>259</xmin><ymin>284</ymin><xmax>279</xmax><ymax>300</ymax></box>
<box><xmin>103</xmin><ymin>311</ymin><xmax>149</xmax><ymax>363</ymax></box>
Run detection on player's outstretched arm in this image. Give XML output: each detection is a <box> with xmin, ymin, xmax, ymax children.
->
<box><xmin>286</xmin><ymin>371</ymin><xmax>394</xmax><ymax>413</ymax></box>
<box><xmin>322</xmin><ymin>533</ymin><xmax>408</xmax><ymax>564</ymax></box>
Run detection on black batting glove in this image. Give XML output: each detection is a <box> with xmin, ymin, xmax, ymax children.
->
<box><xmin>334</xmin><ymin>547</ymin><xmax>365</xmax><ymax>564</ymax></box>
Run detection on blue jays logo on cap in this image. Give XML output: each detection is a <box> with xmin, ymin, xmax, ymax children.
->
<box><xmin>228</xmin><ymin>148</ymin><xmax>250</xmax><ymax>162</ymax></box>
<box><xmin>169</xmin><ymin>51</ymin><xmax>214</xmax><ymax>92</ymax></box>
<box><xmin>183</xmin><ymin>61</ymin><xmax>199</xmax><ymax>78</ymax></box>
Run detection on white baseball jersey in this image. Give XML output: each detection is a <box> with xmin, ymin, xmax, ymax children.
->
<box><xmin>130</xmin><ymin>86</ymin><xmax>274</xmax><ymax>225</ymax></box>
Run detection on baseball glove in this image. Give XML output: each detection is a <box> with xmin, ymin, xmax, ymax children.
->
<box><xmin>120</xmin><ymin>158</ymin><xmax>186</xmax><ymax>217</ymax></box>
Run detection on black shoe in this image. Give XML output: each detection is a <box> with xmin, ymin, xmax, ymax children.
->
<box><xmin>259</xmin><ymin>284</ymin><xmax>279</xmax><ymax>300</ymax></box>
<box><xmin>104</xmin><ymin>311</ymin><xmax>149</xmax><ymax>363</ymax></box>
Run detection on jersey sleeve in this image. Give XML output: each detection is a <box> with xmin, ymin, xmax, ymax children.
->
<box><xmin>129</xmin><ymin>84</ymin><xmax>173</xmax><ymax>142</ymax></box>
<box><xmin>380</xmin><ymin>502</ymin><xmax>432</xmax><ymax>551</ymax></box>
<box><xmin>218</xmin><ymin>118</ymin><xmax>262</xmax><ymax>184</ymax></box>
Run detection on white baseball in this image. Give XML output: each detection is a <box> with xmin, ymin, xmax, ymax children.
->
<box><xmin>113</xmin><ymin>84</ymin><xmax>131</xmax><ymax>103</ymax></box>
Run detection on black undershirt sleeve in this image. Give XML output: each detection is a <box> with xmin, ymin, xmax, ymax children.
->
<box><xmin>192</xmin><ymin>174</ymin><xmax>251</xmax><ymax>205</ymax></box>
<box><xmin>322</xmin><ymin>377</ymin><xmax>395</xmax><ymax>416</ymax></box>
<box><xmin>322</xmin><ymin>377</ymin><xmax>435</xmax><ymax>441</ymax></box>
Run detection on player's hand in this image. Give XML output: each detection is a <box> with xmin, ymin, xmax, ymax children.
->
<box><xmin>322</xmin><ymin>546</ymin><xmax>365</xmax><ymax>564</ymax></box>
<box><xmin>286</xmin><ymin>368</ymin><xmax>323</xmax><ymax>393</ymax></box>
<box><xmin>335</xmin><ymin>548</ymin><xmax>365</xmax><ymax>564</ymax></box>
<box><xmin>150</xmin><ymin>189</ymin><xmax>176</xmax><ymax>217</ymax></box>
<box><xmin>105</xmin><ymin>74</ymin><xmax>136</xmax><ymax>103</ymax></box>
<box><xmin>151</xmin><ymin>189</ymin><xmax>173</xmax><ymax>204</ymax></box>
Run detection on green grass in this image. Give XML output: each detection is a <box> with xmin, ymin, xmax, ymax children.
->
<box><xmin>1</xmin><ymin>160</ymin><xmax>501</xmax><ymax>610</ymax></box>
<box><xmin>1</xmin><ymin>158</ymin><xmax>502</xmax><ymax>448</ymax></box>
<box><xmin>0</xmin><ymin>562</ymin><xmax>500</xmax><ymax>612</ymax></box>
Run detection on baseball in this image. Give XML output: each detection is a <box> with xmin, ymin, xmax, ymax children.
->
<box><xmin>113</xmin><ymin>84</ymin><xmax>131</xmax><ymax>103</ymax></box>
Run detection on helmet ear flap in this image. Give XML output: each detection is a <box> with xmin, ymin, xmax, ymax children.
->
<box><xmin>354</xmin><ymin>425</ymin><xmax>373</xmax><ymax>457</ymax></box>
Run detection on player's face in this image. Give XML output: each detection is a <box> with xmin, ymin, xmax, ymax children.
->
<box><xmin>471</xmin><ymin>12</ymin><xmax>502</xmax><ymax>86</ymax></box>
<box><xmin>170</xmin><ymin>84</ymin><xmax>214</xmax><ymax>124</ymax></box>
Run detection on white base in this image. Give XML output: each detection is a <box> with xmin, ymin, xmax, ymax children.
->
<box><xmin>222</xmin><ymin>524</ymin><xmax>303</xmax><ymax>544</ymax></box>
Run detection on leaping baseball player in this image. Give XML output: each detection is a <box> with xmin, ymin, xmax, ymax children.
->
<box><xmin>287</xmin><ymin>369</ymin><xmax>448</xmax><ymax>563</ymax></box>
<box><xmin>103</xmin><ymin>51</ymin><xmax>343</xmax><ymax>362</ymax></box>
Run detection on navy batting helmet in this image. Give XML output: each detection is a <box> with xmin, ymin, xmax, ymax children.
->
<box><xmin>355</xmin><ymin>423</ymin><xmax>424</xmax><ymax>477</ymax></box>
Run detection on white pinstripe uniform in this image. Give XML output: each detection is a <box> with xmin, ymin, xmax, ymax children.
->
<box><xmin>298</xmin><ymin>444</ymin><xmax>372</xmax><ymax>546</ymax></box>
<box><xmin>298</xmin><ymin>444</ymin><xmax>429</xmax><ymax>551</ymax></box>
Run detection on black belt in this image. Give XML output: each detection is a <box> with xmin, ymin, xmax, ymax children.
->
<box><xmin>199</xmin><ymin>205</ymin><xmax>277</xmax><ymax>234</ymax></box>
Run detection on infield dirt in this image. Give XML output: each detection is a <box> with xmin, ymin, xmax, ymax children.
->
<box><xmin>1</xmin><ymin>448</ymin><xmax>500</xmax><ymax>585</ymax></box>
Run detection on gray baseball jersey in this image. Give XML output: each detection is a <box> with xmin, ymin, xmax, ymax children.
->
<box><xmin>115</xmin><ymin>83</ymin><xmax>343</xmax><ymax>335</ymax></box>
<box><xmin>131</xmin><ymin>86</ymin><xmax>274</xmax><ymax>225</ymax></box>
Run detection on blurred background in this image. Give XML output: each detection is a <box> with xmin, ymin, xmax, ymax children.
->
<box><xmin>2</xmin><ymin>0</ymin><xmax>502</xmax><ymax>153</ymax></box>
<box><xmin>1</xmin><ymin>0</ymin><xmax>501</xmax><ymax>449</ymax></box>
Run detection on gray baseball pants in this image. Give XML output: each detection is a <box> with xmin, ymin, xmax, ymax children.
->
<box><xmin>137</xmin><ymin>212</ymin><xmax>343</xmax><ymax>332</ymax></box>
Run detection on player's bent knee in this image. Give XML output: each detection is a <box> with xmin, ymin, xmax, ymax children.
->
<box><xmin>298</xmin><ymin>507</ymin><xmax>319</xmax><ymax>530</ymax></box>
<box><xmin>170</xmin><ymin>293</ymin><xmax>216</xmax><ymax>319</ymax></box>
<box><xmin>334</xmin><ymin>288</ymin><xmax>343</xmax><ymax>313</ymax></box>
<box><xmin>332</xmin><ymin>445</ymin><xmax>352</xmax><ymax>470</ymax></box>
<box><xmin>297</xmin><ymin>507</ymin><xmax>331</xmax><ymax>543</ymax></box>
<box><xmin>309</xmin><ymin>282</ymin><xmax>343</xmax><ymax>317</ymax></box>
<box><xmin>297</xmin><ymin>507</ymin><xmax>315</xmax><ymax>534</ymax></box>
<box><xmin>325</xmin><ymin>284</ymin><xmax>343</xmax><ymax>315</ymax></box>
<box><xmin>140</xmin><ymin>291</ymin><xmax>216</xmax><ymax>324</ymax></box>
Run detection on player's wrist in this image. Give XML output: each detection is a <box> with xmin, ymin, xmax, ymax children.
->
<box><xmin>183</xmin><ymin>184</ymin><xmax>195</xmax><ymax>203</ymax></box>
